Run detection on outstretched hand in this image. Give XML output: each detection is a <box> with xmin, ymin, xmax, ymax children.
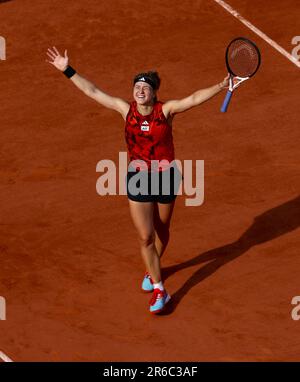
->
<box><xmin>220</xmin><ymin>74</ymin><xmax>243</xmax><ymax>90</ymax></box>
<box><xmin>220</xmin><ymin>73</ymin><xmax>230</xmax><ymax>89</ymax></box>
<box><xmin>46</xmin><ymin>46</ymin><xmax>69</xmax><ymax>71</ymax></box>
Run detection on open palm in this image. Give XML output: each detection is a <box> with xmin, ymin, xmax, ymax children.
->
<box><xmin>46</xmin><ymin>46</ymin><xmax>68</xmax><ymax>71</ymax></box>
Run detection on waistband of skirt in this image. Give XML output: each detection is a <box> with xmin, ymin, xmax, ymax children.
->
<box><xmin>128</xmin><ymin>159</ymin><xmax>178</xmax><ymax>173</ymax></box>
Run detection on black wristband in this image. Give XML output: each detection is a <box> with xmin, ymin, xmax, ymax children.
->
<box><xmin>63</xmin><ymin>65</ymin><xmax>76</xmax><ymax>78</ymax></box>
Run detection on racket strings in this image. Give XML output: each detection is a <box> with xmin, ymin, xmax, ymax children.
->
<box><xmin>227</xmin><ymin>40</ymin><xmax>260</xmax><ymax>77</ymax></box>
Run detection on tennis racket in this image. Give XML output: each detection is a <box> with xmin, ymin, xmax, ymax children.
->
<box><xmin>221</xmin><ymin>37</ymin><xmax>261</xmax><ymax>113</ymax></box>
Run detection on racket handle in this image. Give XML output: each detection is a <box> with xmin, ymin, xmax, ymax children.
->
<box><xmin>220</xmin><ymin>90</ymin><xmax>233</xmax><ymax>113</ymax></box>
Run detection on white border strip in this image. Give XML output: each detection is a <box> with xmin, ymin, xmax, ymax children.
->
<box><xmin>0</xmin><ymin>351</ymin><xmax>13</xmax><ymax>362</ymax></box>
<box><xmin>213</xmin><ymin>0</ymin><xmax>300</xmax><ymax>68</ymax></box>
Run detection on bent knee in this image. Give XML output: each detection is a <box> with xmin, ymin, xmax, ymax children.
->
<box><xmin>138</xmin><ymin>231</ymin><xmax>155</xmax><ymax>248</ymax></box>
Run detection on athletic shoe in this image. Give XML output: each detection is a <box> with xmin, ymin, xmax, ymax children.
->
<box><xmin>149</xmin><ymin>288</ymin><xmax>171</xmax><ymax>314</ymax></box>
<box><xmin>141</xmin><ymin>272</ymin><xmax>154</xmax><ymax>293</ymax></box>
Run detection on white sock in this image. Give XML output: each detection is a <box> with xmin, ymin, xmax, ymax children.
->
<box><xmin>153</xmin><ymin>281</ymin><xmax>164</xmax><ymax>291</ymax></box>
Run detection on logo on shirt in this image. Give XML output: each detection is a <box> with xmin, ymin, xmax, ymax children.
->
<box><xmin>141</xmin><ymin>121</ymin><xmax>150</xmax><ymax>131</ymax></box>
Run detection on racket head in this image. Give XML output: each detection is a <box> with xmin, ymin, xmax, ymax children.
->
<box><xmin>225</xmin><ymin>37</ymin><xmax>261</xmax><ymax>78</ymax></box>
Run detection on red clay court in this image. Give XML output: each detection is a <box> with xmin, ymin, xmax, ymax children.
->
<box><xmin>0</xmin><ymin>0</ymin><xmax>299</xmax><ymax>361</ymax></box>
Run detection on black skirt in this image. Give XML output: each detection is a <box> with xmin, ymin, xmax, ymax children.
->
<box><xmin>126</xmin><ymin>165</ymin><xmax>183</xmax><ymax>204</ymax></box>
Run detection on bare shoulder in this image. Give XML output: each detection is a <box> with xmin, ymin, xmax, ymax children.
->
<box><xmin>162</xmin><ymin>100</ymin><xmax>176</xmax><ymax>119</ymax></box>
<box><xmin>114</xmin><ymin>98</ymin><xmax>130</xmax><ymax>121</ymax></box>
<box><xmin>161</xmin><ymin>102</ymin><xmax>176</xmax><ymax>125</ymax></box>
<box><xmin>162</xmin><ymin>94</ymin><xmax>195</xmax><ymax>117</ymax></box>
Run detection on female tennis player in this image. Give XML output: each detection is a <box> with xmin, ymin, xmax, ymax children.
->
<box><xmin>46</xmin><ymin>46</ymin><xmax>229</xmax><ymax>314</ymax></box>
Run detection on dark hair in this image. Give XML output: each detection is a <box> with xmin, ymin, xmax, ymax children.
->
<box><xmin>133</xmin><ymin>71</ymin><xmax>161</xmax><ymax>90</ymax></box>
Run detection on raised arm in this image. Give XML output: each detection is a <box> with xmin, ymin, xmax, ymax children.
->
<box><xmin>162</xmin><ymin>75</ymin><xmax>229</xmax><ymax>118</ymax></box>
<box><xmin>46</xmin><ymin>46</ymin><xmax>129</xmax><ymax>120</ymax></box>
<box><xmin>75</xmin><ymin>76</ymin><xmax>130</xmax><ymax>120</ymax></box>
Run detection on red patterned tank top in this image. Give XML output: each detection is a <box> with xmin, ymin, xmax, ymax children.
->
<box><xmin>125</xmin><ymin>101</ymin><xmax>175</xmax><ymax>171</ymax></box>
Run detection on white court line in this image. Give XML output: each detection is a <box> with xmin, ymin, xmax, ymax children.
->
<box><xmin>0</xmin><ymin>351</ymin><xmax>13</xmax><ymax>362</ymax></box>
<box><xmin>213</xmin><ymin>0</ymin><xmax>300</xmax><ymax>68</ymax></box>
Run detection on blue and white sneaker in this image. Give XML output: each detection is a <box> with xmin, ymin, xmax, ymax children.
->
<box><xmin>141</xmin><ymin>272</ymin><xmax>154</xmax><ymax>293</ymax></box>
<box><xmin>149</xmin><ymin>288</ymin><xmax>171</xmax><ymax>314</ymax></box>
